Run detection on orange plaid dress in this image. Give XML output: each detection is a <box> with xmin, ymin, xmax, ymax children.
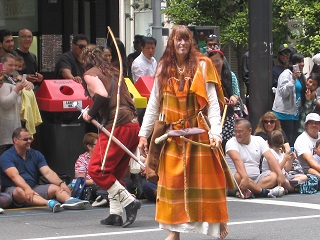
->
<box><xmin>156</xmin><ymin>57</ymin><xmax>230</xmax><ymax>225</ymax></box>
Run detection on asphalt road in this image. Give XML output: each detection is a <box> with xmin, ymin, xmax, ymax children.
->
<box><xmin>1</xmin><ymin>193</ymin><xmax>320</xmax><ymax>240</ymax></box>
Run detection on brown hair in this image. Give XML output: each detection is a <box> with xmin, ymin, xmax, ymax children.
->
<box><xmin>12</xmin><ymin>127</ymin><xmax>28</xmax><ymax>140</ymax></box>
<box><xmin>81</xmin><ymin>44</ymin><xmax>119</xmax><ymax>97</ymax></box>
<box><xmin>254</xmin><ymin>111</ymin><xmax>282</xmax><ymax>135</ymax></box>
<box><xmin>156</xmin><ymin>25</ymin><xmax>198</xmax><ymax>90</ymax></box>
<box><xmin>268</xmin><ymin>130</ymin><xmax>286</xmax><ymax>153</ymax></box>
<box><xmin>83</xmin><ymin>132</ymin><xmax>98</xmax><ymax>152</ymax></box>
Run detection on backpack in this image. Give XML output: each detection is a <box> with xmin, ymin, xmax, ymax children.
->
<box><xmin>299</xmin><ymin>174</ymin><xmax>318</xmax><ymax>194</ymax></box>
<box><xmin>70</xmin><ymin>177</ymin><xmax>86</xmax><ymax>199</ymax></box>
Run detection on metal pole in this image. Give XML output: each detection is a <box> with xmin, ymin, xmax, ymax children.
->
<box><xmin>249</xmin><ymin>0</ymin><xmax>273</xmax><ymax>129</ymax></box>
<box><xmin>152</xmin><ymin>0</ymin><xmax>163</xmax><ymax>61</ymax></box>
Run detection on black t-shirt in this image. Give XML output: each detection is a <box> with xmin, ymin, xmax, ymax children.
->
<box><xmin>54</xmin><ymin>51</ymin><xmax>85</xmax><ymax>79</ymax></box>
<box><xmin>15</xmin><ymin>48</ymin><xmax>38</xmax><ymax>74</ymax></box>
<box><xmin>255</xmin><ymin>130</ymin><xmax>289</xmax><ymax>144</ymax></box>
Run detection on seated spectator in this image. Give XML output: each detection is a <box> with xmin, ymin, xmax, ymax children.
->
<box><xmin>0</xmin><ymin>188</ymin><xmax>12</xmax><ymax>211</ymax></box>
<box><xmin>295</xmin><ymin>113</ymin><xmax>320</xmax><ymax>176</ymax></box>
<box><xmin>254</xmin><ymin>111</ymin><xmax>290</xmax><ymax>152</ymax></box>
<box><xmin>74</xmin><ymin>132</ymin><xmax>108</xmax><ymax>206</ymax></box>
<box><xmin>225</xmin><ymin>118</ymin><xmax>286</xmax><ymax>198</ymax></box>
<box><xmin>142</xmin><ymin>181</ymin><xmax>157</xmax><ymax>203</ymax></box>
<box><xmin>261</xmin><ymin>130</ymin><xmax>307</xmax><ymax>193</ymax></box>
<box><xmin>313</xmin><ymin>139</ymin><xmax>320</xmax><ymax>164</ymax></box>
<box><xmin>0</xmin><ymin>127</ymin><xmax>90</xmax><ymax>213</ymax></box>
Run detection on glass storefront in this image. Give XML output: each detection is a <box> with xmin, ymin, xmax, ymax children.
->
<box><xmin>0</xmin><ymin>0</ymin><xmax>38</xmax><ymax>32</ymax></box>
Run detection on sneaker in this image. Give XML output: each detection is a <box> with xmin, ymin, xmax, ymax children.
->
<box><xmin>0</xmin><ymin>208</ymin><xmax>4</xmax><ymax>214</ymax></box>
<box><xmin>61</xmin><ymin>198</ymin><xmax>90</xmax><ymax>210</ymax></box>
<box><xmin>92</xmin><ymin>195</ymin><xmax>108</xmax><ymax>207</ymax></box>
<box><xmin>268</xmin><ymin>186</ymin><xmax>285</xmax><ymax>198</ymax></box>
<box><xmin>48</xmin><ymin>199</ymin><xmax>62</xmax><ymax>213</ymax></box>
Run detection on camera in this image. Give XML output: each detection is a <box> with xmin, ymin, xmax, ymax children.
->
<box><xmin>290</xmin><ymin>147</ymin><xmax>294</xmax><ymax>153</ymax></box>
<box><xmin>293</xmin><ymin>64</ymin><xmax>300</xmax><ymax>73</ymax></box>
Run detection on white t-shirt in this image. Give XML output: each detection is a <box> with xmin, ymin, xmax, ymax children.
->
<box><xmin>261</xmin><ymin>148</ymin><xmax>286</xmax><ymax>175</ymax></box>
<box><xmin>131</xmin><ymin>52</ymin><xmax>157</xmax><ymax>83</ymax></box>
<box><xmin>225</xmin><ymin>135</ymin><xmax>269</xmax><ymax>178</ymax></box>
<box><xmin>294</xmin><ymin>131</ymin><xmax>320</xmax><ymax>173</ymax></box>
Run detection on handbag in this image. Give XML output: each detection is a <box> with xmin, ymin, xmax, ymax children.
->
<box><xmin>146</xmin><ymin>120</ymin><xmax>167</xmax><ymax>183</ymax></box>
<box><xmin>234</xmin><ymin>97</ymin><xmax>249</xmax><ymax>119</ymax></box>
<box><xmin>130</xmin><ymin>148</ymin><xmax>142</xmax><ymax>174</ymax></box>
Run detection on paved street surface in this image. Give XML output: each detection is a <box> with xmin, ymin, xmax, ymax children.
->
<box><xmin>2</xmin><ymin>193</ymin><xmax>320</xmax><ymax>240</ymax></box>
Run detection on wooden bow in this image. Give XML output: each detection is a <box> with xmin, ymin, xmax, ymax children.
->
<box><xmin>101</xmin><ymin>26</ymin><xmax>123</xmax><ymax>171</ymax></box>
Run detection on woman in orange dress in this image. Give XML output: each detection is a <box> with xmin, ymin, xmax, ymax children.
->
<box><xmin>138</xmin><ymin>25</ymin><xmax>231</xmax><ymax>240</ymax></box>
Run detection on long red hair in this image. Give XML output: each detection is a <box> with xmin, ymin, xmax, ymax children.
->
<box><xmin>156</xmin><ymin>25</ymin><xmax>199</xmax><ymax>90</ymax></box>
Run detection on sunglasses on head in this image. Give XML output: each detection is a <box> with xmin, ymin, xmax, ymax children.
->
<box><xmin>74</xmin><ymin>43</ymin><xmax>87</xmax><ymax>49</ymax></box>
<box><xmin>263</xmin><ymin>120</ymin><xmax>276</xmax><ymax>124</ymax></box>
<box><xmin>280</xmin><ymin>51</ymin><xmax>291</xmax><ymax>56</ymax></box>
<box><xmin>17</xmin><ymin>137</ymin><xmax>33</xmax><ymax>141</ymax></box>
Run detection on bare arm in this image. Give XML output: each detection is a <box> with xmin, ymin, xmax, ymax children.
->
<box><xmin>283</xmin><ymin>152</ymin><xmax>296</xmax><ymax>172</ymax></box>
<box><xmin>83</xmin><ymin>75</ymin><xmax>108</xmax><ymax>98</ymax></box>
<box><xmin>39</xmin><ymin>166</ymin><xmax>70</xmax><ymax>194</ymax></box>
<box><xmin>61</xmin><ymin>69</ymin><xmax>82</xmax><ymax>83</ymax></box>
<box><xmin>302</xmin><ymin>152</ymin><xmax>320</xmax><ymax>172</ymax></box>
<box><xmin>263</xmin><ymin>149</ymin><xmax>286</xmax><ymax>185</ymax></box>
<box><xmin>227</xmin><ymin>149</ymin><xmax>250</xmax><ymax>189</ymax></box>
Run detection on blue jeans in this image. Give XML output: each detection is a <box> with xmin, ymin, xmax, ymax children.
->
<box><xmin>142</xmin><ymin>181</ymin><xmax>157</xmax><ymax>202</ymax></box>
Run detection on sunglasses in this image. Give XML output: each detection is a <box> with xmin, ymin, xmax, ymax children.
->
<box><xmin>207</xmin><ymin>43</ymin><xmax>219</xmax><ymax>47</ymax></box>
<box><xmin>74</xmin><ymin>43</ymin><xmax>87</xmax><ymax>49</ymax></box>
<box><xmin>17</xmin><ymin>137</ymin><xmax>33</xmax><ymax>141</ymax></box>
<box><xmin>263</xmin><ymin>120</ymin><xmax>276</xmax><ymax>124</ymax></box>
<box><xmin>280</xmin><ymin>52</ymin><xmax>290</xmax><ymax>56</ymax></box>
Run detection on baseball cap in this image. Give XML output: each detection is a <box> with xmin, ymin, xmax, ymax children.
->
<box><xmin>205</xmin><ymin>34</ymin><xmax>219</xmax><ymax>41</ymax></box>
<box><xmin>278</xmin><ymin>44</ymin><xmax>291</xmax><ymax>54</ymax></box>
<box><xmin>304</xmin><ymin>113</ymin><xmax>320</xmax><ymax>123</ymax></box>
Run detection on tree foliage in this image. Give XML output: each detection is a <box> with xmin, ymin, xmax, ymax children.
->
<box><xmin>163</xmin><ymin>0</ymin><xmax>320</xmax><ymax>57</ymax></box>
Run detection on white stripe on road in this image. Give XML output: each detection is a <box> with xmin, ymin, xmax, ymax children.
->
<box><xmin>18</xmin><ymin>199</ymin><xmax>320</xmax><ymax>240</ymax></box>
<box><xmin>17</xmin><ymin>228</ymin><xmax>163</xmax><ymax>240</ymax></box>
<box><xmin>229</xmin><ymin>214</ymin><xmax>320</xmax><ymax>225</ymax></box>
<box><xmin>18</xmin><ymin>215</ymin><xmax>320</xmax><ymax>240</ymax></box>
<box><xmin>228</xmin><ymin>197</ymin><xmax>320</xmax><ymax>210</ymax></box>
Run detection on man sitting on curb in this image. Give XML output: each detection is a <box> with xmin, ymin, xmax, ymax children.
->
<box><xmin>294</xmin><ymin>113</ymin><xmax>320</xmax><ymax>176</ymax></box>
<box><xmin>0</xmin><ymin>127</ymin><xmax>90</xmax><ymax>212</ymax></box>
<box><xmin>226</xmin><ymin>118</ymin><xmax>286</xmax><ymax>198</ymax></box>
